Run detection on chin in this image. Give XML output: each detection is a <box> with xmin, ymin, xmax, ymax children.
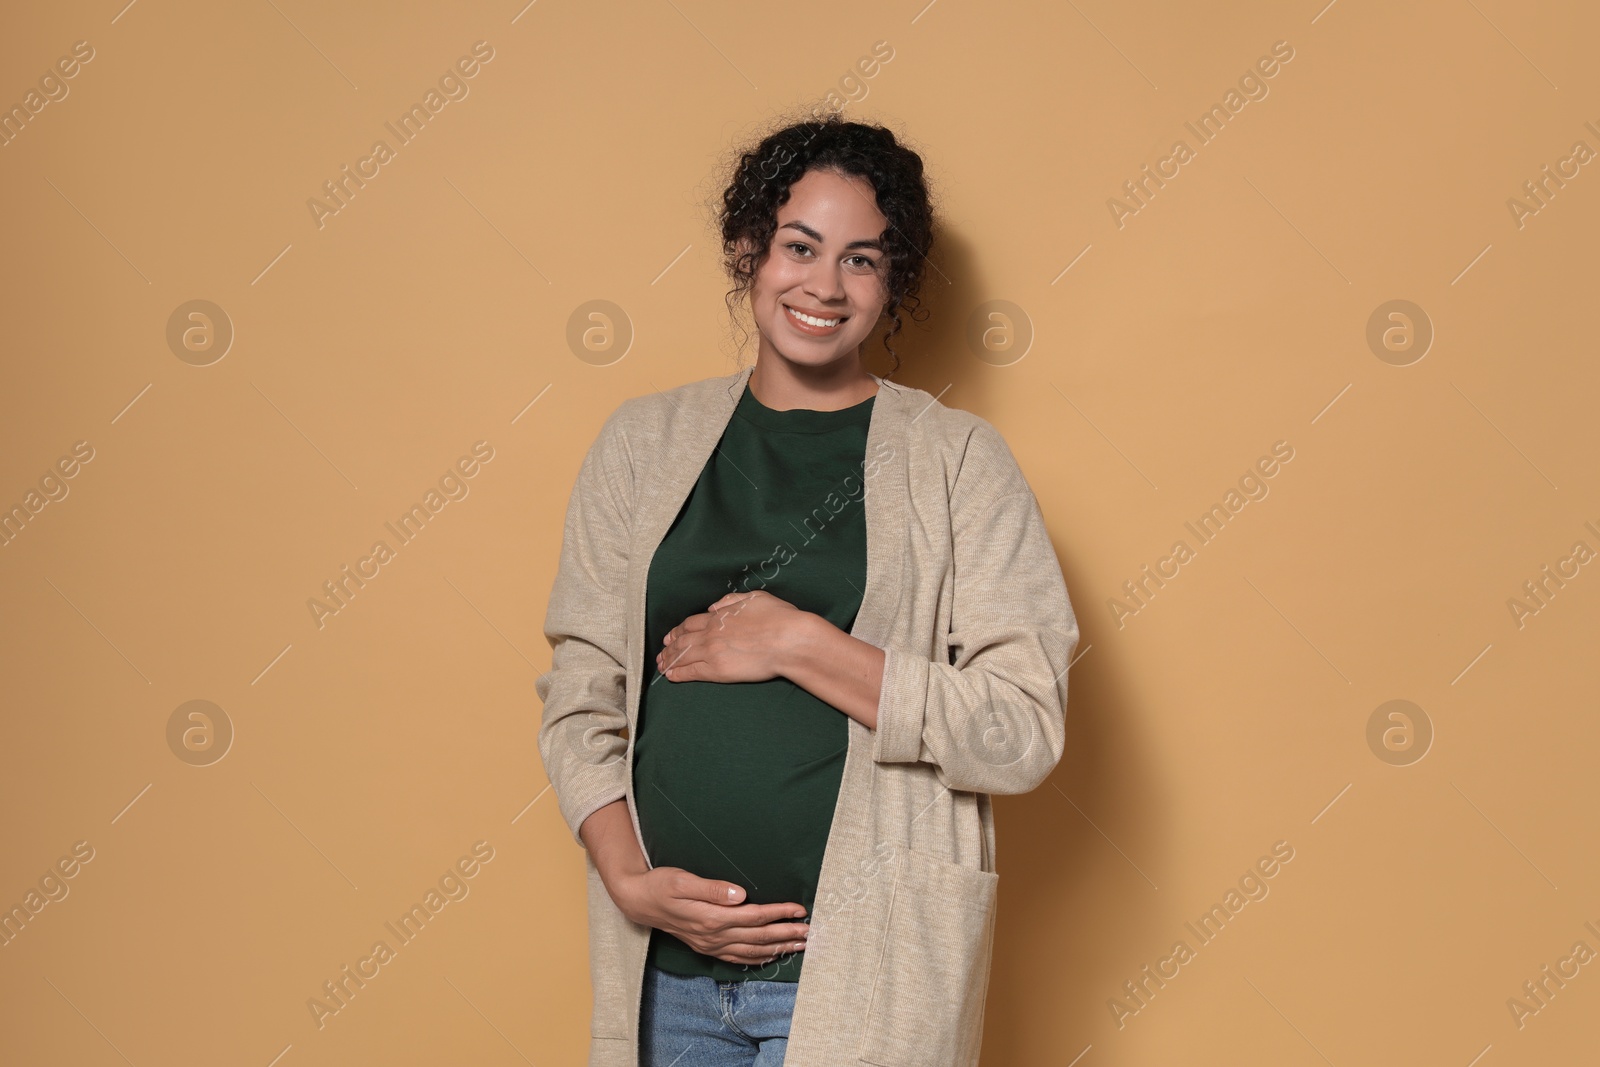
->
<box><xmin>767</xmin><ymin>346</ymin><xmax>834</xmax><ymax>368</ymax></box>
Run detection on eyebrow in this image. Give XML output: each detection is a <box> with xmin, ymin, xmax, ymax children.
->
<box><xmin>778</xmin><ymin>220</ymin><xmax>884</xmax><ymax>252</ymax></box>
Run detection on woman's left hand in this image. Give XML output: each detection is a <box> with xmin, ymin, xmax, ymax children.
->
<box><xmin>655</xmin><ymin>590</ymin><xmax>810</xmax><ymax>684</ymax></box>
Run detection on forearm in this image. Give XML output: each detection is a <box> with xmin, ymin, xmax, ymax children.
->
<box><xmin>781</xmin><ymin>612</ymin><xmax>886</xmax><ymax>730</ymax></box>
<box><xmin>578</xmin><ymin>797</ymin><xmax>648</xmax><ymax>911</ymax></box>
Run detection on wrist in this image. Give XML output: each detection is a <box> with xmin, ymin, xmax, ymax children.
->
<box><xmin>602</xmin><ymin>864</ymin><xmax>647</xmax><ymax>922</ymax></box>
<box><xmin>779</xmin><ymin>610</ymin><xmax>829</xmax><ymax>679</ymax></box>
<box><xmin>580</xmin><ymin>799</ymin><xmax>651</xmax><ymax>917</ymax></box>
<box><xmin>593</xmin><ymin>844</ymin><xmax>648</xmax><ymax>887</ymax></box>
<box><xmin>597</xmin><ymin>851</ymin><xmax>651</xmax><ymax>924</ymax></box>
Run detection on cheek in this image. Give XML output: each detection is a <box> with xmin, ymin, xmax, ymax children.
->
<box><xmin>847</xmin><ymin>276</ymin><xmax>887</xmax><ymax>313</ymax></box>
<box><xmin>756</xmin><ymin>261</ymin><xmax>806</xmax><ymax>300</ymax></box>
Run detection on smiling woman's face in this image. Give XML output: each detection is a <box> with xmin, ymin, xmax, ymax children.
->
<box><xmin>746</xmin><ymin>167</ymin><xmax>891</xmax><ymax>373</ymax></box>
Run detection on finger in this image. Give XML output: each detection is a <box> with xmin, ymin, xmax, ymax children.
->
<box><xmin>677</xmin><ymin>881</ymin><xmax>807</xmax><ymax>925</ymax></box>
<box><xmin>660</xmin><ymin>637</ymin><xmax>696</xmax><ymax>668</ymax></box>
<box><xmin>730</xmin><ymin>901</ymin><xmax>809</xmax><ymax>924</ymax></box>
<box><xmin>660</xmin><ymin>653</ymin><xmax>699</xmax><ymax>681</ymax></box>
<box><xmin>703</xmin><ymin>915</ymin><xmax>810</xmax><ymax>945</ymax></box>
<box><xmin>727</xmin><ymin>921</ymin><xmax>810</xmax><ymax>945</ymax></box>
<box><xmin>715</xmin><ymin>940</ymin><xmax>806</xmax><ymax>964</ymax></box>
<box><xmin>678</xmin><ymin>919</ymin><xmax>809</xmax><ymax>957</ymax></box>
<box><xmin>665</xmin><ymin>635</ymin><xmax>711</xmax><ymax>673</ymax></box>
<box><xmin>663</xmin><ymin>615</ymin><xmax>708</xmax><ymax>644</ymax></box>
<box><xmin>663</xmin><ymin>620</ymin><xmax>693</xmax><ymax>644</ymax></box>
<box><xmin>693</xmin><ymin>880</ymin><xmax>754</xmax><ymax>906</ymax></box>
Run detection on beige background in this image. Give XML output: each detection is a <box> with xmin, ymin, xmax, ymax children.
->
<box><xmin>2</xmin><ymin>0</ymin><xmax>1597</xmax><ymax>1063</ymax></box>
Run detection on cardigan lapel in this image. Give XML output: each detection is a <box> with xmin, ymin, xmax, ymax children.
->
<box><xmin>787</xmin><ymin>373</ymin><xmax>911</xmax><ymax>1060</ymax></box>
<box><xmin>849</xmin><ymin>369</ymin><xmax>908</xmax><ymax>652</ymax></box>
<box><xmin>624</xmin><ymin>366</ymin><xmax>749</xmax><ymax>730</ymax></box>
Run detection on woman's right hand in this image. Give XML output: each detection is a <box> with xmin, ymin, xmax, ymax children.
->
<box><xmin>613</xmin><ymin>866</ymin><xmax>810</xmax><ymax>966</ymax></box>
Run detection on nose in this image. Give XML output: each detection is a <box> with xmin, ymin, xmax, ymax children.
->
<box><xmin>803</xmin><ymin>261</ymin><xmax>847</xmax><ymax>305</ymax></box>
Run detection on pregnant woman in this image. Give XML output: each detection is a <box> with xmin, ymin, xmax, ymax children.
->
<box><xmin>536</xmin><ymin>113</ymin><xmax>1079</xmax><ymax>1067</ymax></box>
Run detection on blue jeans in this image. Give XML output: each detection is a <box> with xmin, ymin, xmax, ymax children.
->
<box><xmin>638</xmin><ymin>963</ymin><xmax>797</xmax><ymax>1066</ymax></box>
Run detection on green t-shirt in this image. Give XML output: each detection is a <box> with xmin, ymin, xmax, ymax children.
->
<box><xmin>633</xmin><ymin>378</ymin><xmax>876</xmax><ymax>982</ymax></box>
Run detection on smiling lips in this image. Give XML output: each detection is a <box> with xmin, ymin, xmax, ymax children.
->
<box><xmin>785</xmin><ymin>303</ymin><xmax>848</xmax><ymax>335</ymax></box>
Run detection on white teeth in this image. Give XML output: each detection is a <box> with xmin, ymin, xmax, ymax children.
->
<box><xmin>787</xmin><ymin>306</ymin><xmax>842</xmax><ymax>328</ymax></box>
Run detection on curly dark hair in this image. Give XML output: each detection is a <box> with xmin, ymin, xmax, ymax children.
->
<box><xmin>713</xmin><ymin>111</ymin><xmax>938</xmax><ymax>379</ymax></box>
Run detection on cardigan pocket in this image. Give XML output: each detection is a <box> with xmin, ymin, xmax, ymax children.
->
<box><xmin>858</xmin><ymin>847</ymin><xmax>999</xmax><ymax>1066</ymax></box>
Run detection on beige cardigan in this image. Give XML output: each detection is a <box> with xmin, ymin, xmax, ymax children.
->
<box><xmin>535</xmin><ymin>363</ymin><xmax>1079</xmax><ymax>1066</ymax></box>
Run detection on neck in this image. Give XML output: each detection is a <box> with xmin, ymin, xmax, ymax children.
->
<box><xmin>748</xmin><ymin>355</ymin><xmax>879</xmax><ymax>412</ymax></box>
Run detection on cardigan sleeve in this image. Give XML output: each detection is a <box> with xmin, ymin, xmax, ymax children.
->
<box><xmin>535</xmin><ymin>404</ymin><xmax>637</xmax><ymax>847</ymax></box>
<box><xmin>871</xmin><ymin>420</ymin><xmax>1079</xmax><ymax>795</ymax></box>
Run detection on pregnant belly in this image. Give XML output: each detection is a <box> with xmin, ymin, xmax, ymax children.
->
<box><xmin>632</xmin><ymin>682</ymin><xmax>847</xmax><ymax>905</ymax></box>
